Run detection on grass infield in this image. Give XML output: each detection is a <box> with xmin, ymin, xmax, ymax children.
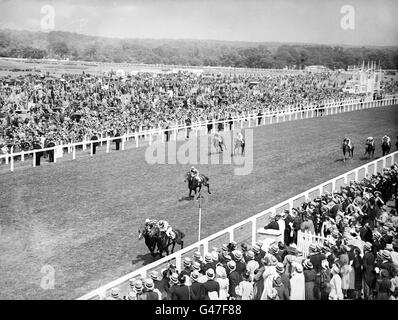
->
<box><xmin>0</xmin><ymin>105</ymin><xmax>397</xmax><ymax>299</ymax></box>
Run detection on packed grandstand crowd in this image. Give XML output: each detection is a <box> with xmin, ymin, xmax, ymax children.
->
<box><xmin>0</xmin><ymin>70</ymin><xmax>387</xmax><ymax>151</ymax></box>
<box><xmin>105</xmin><ymin>162</ymin><xmax>398</xmax><ymax>300</ymax></box>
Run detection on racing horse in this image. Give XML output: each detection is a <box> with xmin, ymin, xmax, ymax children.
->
<box><xmin>342</xmin><ymin>139</ymin><xmax>354</xmax><ymax>162</ymax></box>
<box><xmin>138</xmin><ymin>225</ymin><xmax>158</xmax><ymax>257</ymax></box>
<box><xmin>184</xmin><ymin>172</ymin><xmax>211</xmax><ymax>198</ymax></box>
<box><xmin>381</xmin><ymin>140</ymin><xmax>391</xmax><ymax>156</ymax></box>
<box><xmin>153</xmin><ymin>225</ymin><xmax>185</xmax><ymax>258</ymax></box>
<box><xmin>212</xmin><ymin>134</ymin><xmax>227</xmax><ymax>153</ymax></box>
<box><xmin>364</xmin><ymin>140</ymin><xmax>375</xmax><ymax>159</ymax></box>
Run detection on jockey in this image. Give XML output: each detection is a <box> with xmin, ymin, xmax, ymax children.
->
<box><xmin>144</xmin><ymin>218</ymin><xmax>157</xmax><ymax>230</ymax></box>
<box><xmin>343</xmin><ymin>137</ymin><xmax>352</xmax><ymax>148</ymax></box>
<box><xmin>158</xmin><ymin>220</ymin><xmax>175</xmax><ymax>240</ymax></box>
<box><xmin>237</xmin><ymin>132</ymin><xmax>244</xmax><ymax>143</ymax></box>
<box><xmin>366</xmin><ymin>136</ymin><xmax>374</xmax><ymax>146</ymax></box>
<box><xmin>189</xmin><ymin>166</ymin><xmax>202</xmax><ymax>183</ymax></box>
<box><xmin>382</xmin><ymin>135</ymin><xmax>391</xmax><ymax>146</ymax></box>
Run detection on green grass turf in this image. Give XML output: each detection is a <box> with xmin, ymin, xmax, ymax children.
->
<box><xmin>0</xmin><ymin>105</ymin><xmax>398</xmax><ymax>299</ymax></box>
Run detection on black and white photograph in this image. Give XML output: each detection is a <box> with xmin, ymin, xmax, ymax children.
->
<box><xmin>0</xmin><ymin>0</ymin><xmax>398</xmax><ymax>309</ymax></box>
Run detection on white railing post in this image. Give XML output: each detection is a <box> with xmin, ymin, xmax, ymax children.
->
<box><xmin>32</xmin><ymin>151</ymin><xmax>36</xmax><ymax>167</ymax></box>
<box><xmin>106</xmin><ymin>139</ymin><xmax>110</xmax><ymax>153</ymax></box>
<box><xmin>73</xmin><ymin>145</ymin><xmax>76</xmax><ymax>160</ymax></box>
<box><xmin>135</xmin><ymin>132</ymin><xmax>139</xmax><ymax>148</ymax></box>
<box><xmin>10</xmin><ymin>147</ymin><xmax>14</xmax><ymax>172</ymax></box>
<box><xmin>21</xmin><ymin>150</ymin><xmax>24</xmax><ymax>162</ymax></box>
<box><xmin>174</xmin><ymin>128</ymin><xmax>177</xmax><ymax>141</ymax></box>
<box><xmin>54</xmin><ymin>147</ymin><xmax>57</xmax><ymax>163</ymax></box>
<box><xmin>121</xmin><ymin>136</ymin><xmax>126</xmax><ymax>151</ymax></box>
<box><xmin>251</xmin><ymin>218</ymin><xmax>257</xmax><ymax>247</ymax></box>
<box><xmin>90</xmin><ymin>142</ymin><xmax>94</xmax><ymax>156</ymax></box>
<box><xmin>149</xmin><ymin>132</ymin><xmax>152</xmax><ymax>145</ymax></box>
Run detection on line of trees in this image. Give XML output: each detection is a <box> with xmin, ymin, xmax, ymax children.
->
<box><xmin>0</xmin><ymin>29</ymin><xmax>397</xmax><ymax>69</ymax></box>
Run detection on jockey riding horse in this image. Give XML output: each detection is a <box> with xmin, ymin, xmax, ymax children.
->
<box><xmin>213</xmin><ymin>133</ymin><xmax>226</xmax><ymax>153</ymax></box>
<box><xmin>184</xmin><ymin>166</ymin><xmax>211</xmax><ymax>198</ymax></box>
<box><xmin>342</xmin><ymin>137</ymin><xmax>354</xmax><ymax>162</ymax></box>
<box><xmin>381</xmin><ymin>135</ymin><xmax>391</xmax><ymax>156</ymax></box>
<box><xmin>364</xmin><ymin>136</ymin><xmax>375</xmax><ymax>159</ymax></box>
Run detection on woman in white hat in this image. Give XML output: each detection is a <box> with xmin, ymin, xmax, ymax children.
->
<box><xmin>290</xmin><ymin>262</ymin><xmax>305</xmax><ymax>300</ymax></box>
<box><xmin>329</xmin><ymin>264</ymin><xmax>344</xmax><ymax>300</ymax></box>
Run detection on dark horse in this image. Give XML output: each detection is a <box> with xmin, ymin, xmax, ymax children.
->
<box><xmin>184</xmin><ymin>172</ymin><xmax>211</xmax><ymax>198</ymax></box>
<box><xmin>381</xmin><ymin>140</ymin><xmax>391</xmax><ymax>156</ymax></box>
<box><xmin>138</xmin><ymin>225</ymin><xmax>158</xmax><ymax>257</ymax></box>
<box><xmin>364</xmin><ymin>141</ymin><xmax>375</xmax><ymax>159</ymax></box>
<box><xmin>153</xmin><ymin>225</ymin><xmax>185</xmax><ymax>258</ymax></box>
<box><xmin>342</xmin><ymin>140</ymin><xmax>354</xmax><ymax>162</ymax></box>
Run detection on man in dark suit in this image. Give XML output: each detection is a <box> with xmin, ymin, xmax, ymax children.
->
<box><xmin>190</xmin><ymin>271</ymin><xmax>205</xmax><ymax>300</ymax></box>
<box><xmin>91</xmin><ymin>134</ymin><xmax>99</xmax><ymax>155</ymax></box>
<box><xmin>171</xmin><ymin>274</ymin><xmax>191</xmax><ymax>300</ymax></box>
<box><xmin>362</xmin><ymin>242</ymin><xmax>376</xmax><ymax>300</ymax></box>
<box><xmin>233</xmin><ymin>250</ymin><xmax>246</xmax><ymax>275</ymax></box>
<box><xmin>202</xmin><ymin>268</ymin><xmax>220</xmax><ymax>300</ymax></box>
<box><xmin>152</xmin><ymin>270</ymin><xmax>169</xmax><ymax>300</ymax></box>
<box><xmin>114</xmin><ymin>129</ymin><xmax>121</xmax><ymax>150</ymax></box>
<box><xmin>227</xmin><ymin>261</ymin><xmax>241</xmax><ymax>300</ymax></box>
<box><xmin>180</xmin><ymin>257</ymin><xmax>193</xmax><ymax>279</ymax></box>
<box><xmin>309</xmin><ymin>244</ymin><xmax>326</xmax><ymax>273</ymax></box>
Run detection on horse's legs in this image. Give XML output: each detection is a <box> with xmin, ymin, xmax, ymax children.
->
<box><xmin>206</xmin><ymin>182</ymin><xmax>211</xmax><ymax>194</ymax></box>
<box><xmin>180</xmin><ymin>240</ymin><xmax>184</xmax><ymax>249</ymax></box>
<box><xmin>171</xmin><ymin>241</ymin><xmax>176</xmax><ymax>254</ymax></box>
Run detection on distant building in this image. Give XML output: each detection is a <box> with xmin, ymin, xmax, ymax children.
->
<box><xmin>342</xmin><ymin>61</ymin><xmax>383</xmax><ymax>95</ymax></box>
<box><xmin>304</xmin><ymin>65</ymin><xmax>330</xmax><ymax>73</ymax></box>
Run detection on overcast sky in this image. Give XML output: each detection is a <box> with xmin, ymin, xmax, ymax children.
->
<box><xmin>0</xmin><ymin>0</ymin><xmax>397</xmax><ymax>46</ymax></box>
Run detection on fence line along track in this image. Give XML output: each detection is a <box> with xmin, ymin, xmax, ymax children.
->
<box><xmin>2</xmin><ymin>95</ymin><xmax>397</xmax><ymax>173</ymax></box>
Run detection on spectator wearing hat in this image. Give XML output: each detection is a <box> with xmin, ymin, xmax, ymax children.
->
<box><xmin>276</xmin><ymin>262</ymin><xmax>290</xmax><ymax>295</ymax></box>
<box><xmin>246</xmin><ymin>250</ymin><xmax>259</xmax><ymax>282</ymax></box>
<box><xmin>190</xmin><ymin>270</ymin><xmax>205</xmax><ymax>300</ymax></box>
<box><xmin>227</xmin><ymin>261</ymin><xmax>240</xmax><ymax>300</ymax></box>
<box><xmin>318</xmin><ymin>260</ymin><xmax>331</xmax><ymax>300</ymax></box>
<box><xmin>273</xmin><ymin>275</ymin><xmax>290</xmax><ymax>300</ymax></box>
<box><xmin>359</xmin><ymin>222</ymin><xmax>373</xmax><ymax>243</ymax></box>
<box><xmin>269</xmin><ymin>243</ymin><xmax>283</xmax><ymax>263</ymax></box>
<box><xmin>203</xmin><ymin>268</ymin><xmax>220</xmax><ymax>300</ymax></box>
<box><xmin>303</xmin><ymin>260</ymin><xmax>316</xmax><ymax>300</ymax></box>
<box><xmin>253</xmin><ymin>259</ymin><xmax>266</xmax><ymax>300</ymax></box>
<box><xmin>203</xmin><ymin>253</ymin><xmax>214</xmax><ymax>272</ymax></box>
<box><xmin>167</xmin><ymin>273</ymin><xmax>179</xmax><ymax>300</ymax></box>
<box><xmin>151</xmin><ymin>271</ymin><xmax>168</xmax><ymax>300</ymax></box>
<box><xmin>290</xmin><ymin>263</ymin><xmax>305</xmax><ymax>300</ymax></box>
<box><xmin>180</xmin><ymin>257</ymin><xmax>193</xmax><ymax>280</ymax></box>
<box><xmin>235</xmin><ymin>271</ymin><xmax>254</xmax><ymax>300</ymax></box>
<box><xmin>172</xmin><ymin>273</ymin><xmax>191</xmax><ymax>300</ymax></box>
<box><xmin>352</xmin><ymin>248</ymin><xmax>363</xmax><ymax>299</ymax></box>
<box><xmin>144</xmin><ymin>278</ymin><xmax>161</xmax><ymax>300</ymax></box>
<box><xmin>329</xmin><ymin>265</ymin><xmax>343</xmax><ymax>300</ymax></box>
<box><xmin>215</xmin><ymin>266</ymin><xmax>229</xmax><ymax>300</ymax></box>
<box><xmin>260</xmin><ymin>256</ymin><xmax>279</xmax><ymax>300</ymax></box>
<box><xmin>309</xmin><ymin>244</ymin><xmax>325</xmax><ymax>273</ymax></box>
<box><xmin>233</xmin><ymin>250</ymin><xmax>246</xmax><ymax>275</ymax></box>
<box><xmin>374</xmin><ymin>269</ymin><xmax>392</xmax><ymax>300</ymax></box>
<box><xmin>107</xmin><ymin>287</ymin><xmax>122</xmax><ymax>300</ymax></box>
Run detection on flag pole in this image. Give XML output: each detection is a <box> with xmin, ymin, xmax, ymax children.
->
<box><xmin>198</xmin><ymin>190</ymin><xmax>202</xmax><ymax>243</ymax></box>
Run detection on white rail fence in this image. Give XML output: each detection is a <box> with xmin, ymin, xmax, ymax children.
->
<box><xmin>1</xmin><ymin>95</ymin><xmax>397</xmax><ymax>172</ymax></box>
<box><xmin>77</xmin><ymin>151</ymin><xmax>398</xmax><ymax>300</ymax></box>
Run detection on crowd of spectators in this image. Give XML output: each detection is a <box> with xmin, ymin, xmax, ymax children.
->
<box><xmin>106</xmin><ymin>162</ymin><xmax>398</xmax><ymax>300</ymax></box>
<box><xmin>1</xmin><ymin>70</ymin><xmax>382</xmax><ymax>150</ymax></box>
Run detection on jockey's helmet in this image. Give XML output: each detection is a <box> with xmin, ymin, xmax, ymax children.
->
<box><xmin>145</xmin><ymin>218</ymin><xmax>150</xmax><ymax>224</ymax></box>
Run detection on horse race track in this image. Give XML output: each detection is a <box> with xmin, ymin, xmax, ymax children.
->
<box><xmin>0</xmin><ymin>105</ymin><xmax>397</xmax><ymax>299</ymax></box>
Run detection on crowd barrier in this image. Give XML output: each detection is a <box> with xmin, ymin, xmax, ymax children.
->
<box><xmin>1</xmin><ymin>95</ymin><xmax>397</xmax><ymax>173</ymax></box>
<box><xmin>77</xmin><ymin>151</ymin><xmax>398</xmax><ymax>300</ymax></box>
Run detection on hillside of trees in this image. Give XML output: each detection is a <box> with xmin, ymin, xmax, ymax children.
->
<box><xmin>0</xmin><ymin>29</ymin><xmax>397</xmax><ymax>69</ymax></box>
